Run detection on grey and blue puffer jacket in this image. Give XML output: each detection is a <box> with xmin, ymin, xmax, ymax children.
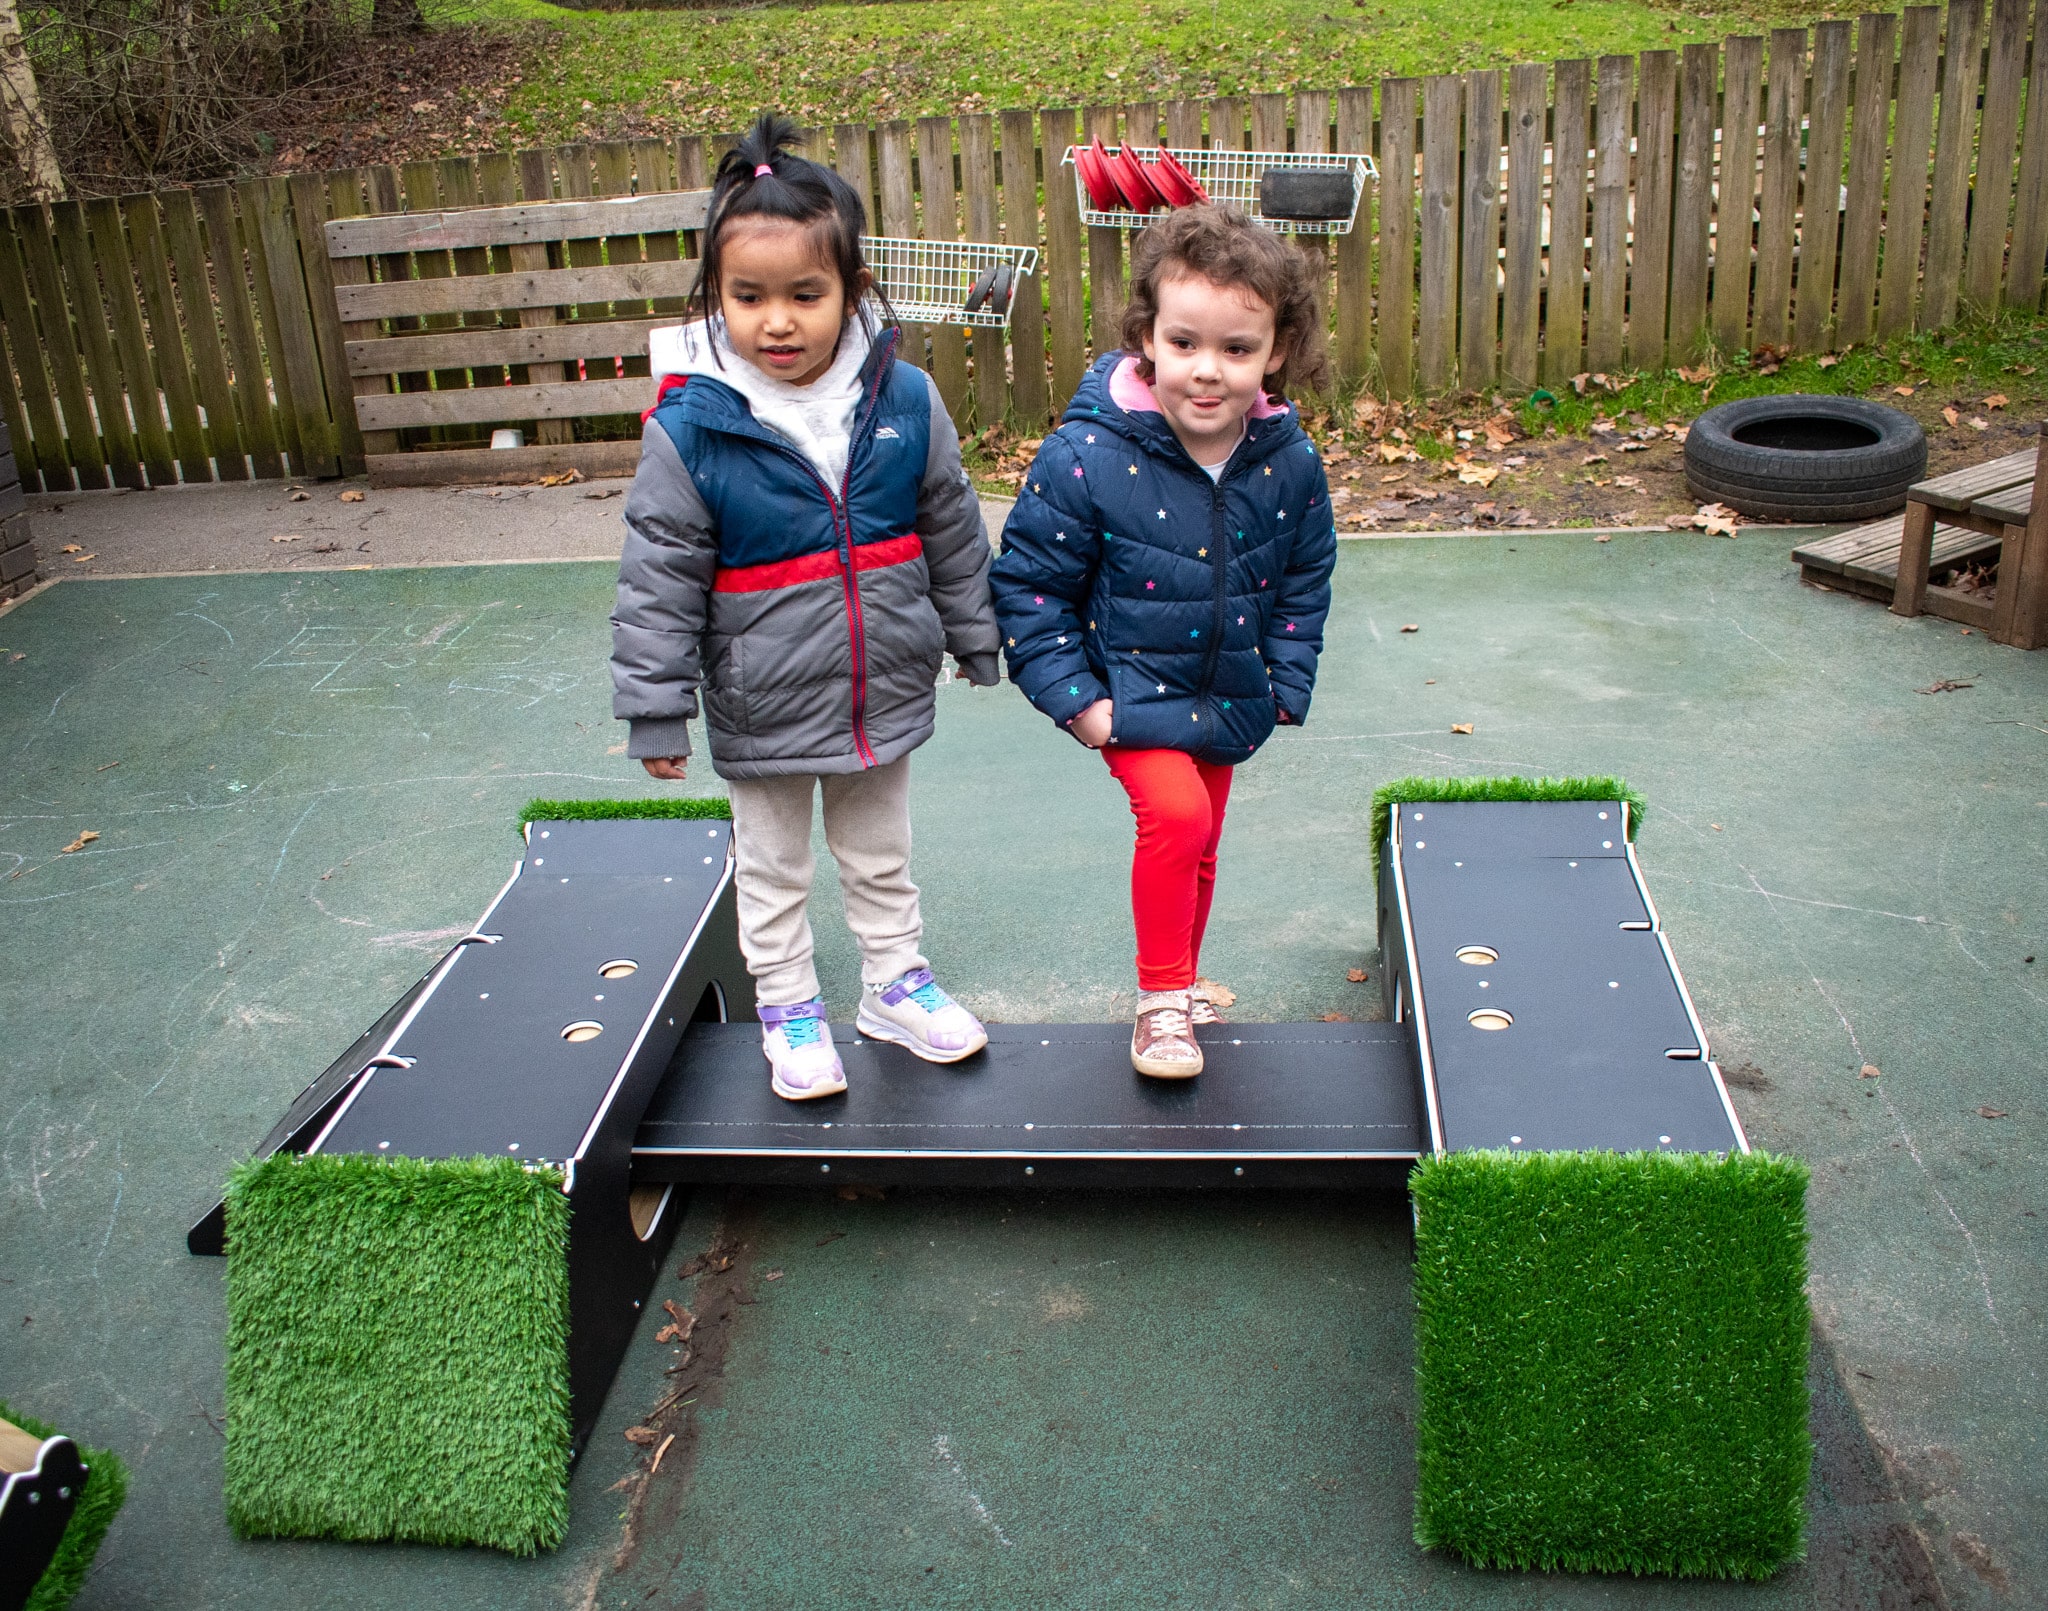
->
<box><xmin>610</xmin><ymin>329</ymin><xmax>1000</xmax><ymax>780</ymax></box>
<box><xmin>991</xmin><ymin>353</ymin><xmax>1335</xmax><ymax>763</ymax></box>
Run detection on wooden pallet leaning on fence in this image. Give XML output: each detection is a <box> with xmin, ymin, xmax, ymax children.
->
<box><xmin>327</xmin><ymin>189</ymin><xmax>712</xmax><ymax>488</ymax></box>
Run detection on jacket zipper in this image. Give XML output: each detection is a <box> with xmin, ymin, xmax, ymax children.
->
<box><xmin>707</xmin><ymin>331</ymin><xmax>898</xmax><ymax>768</ymax></box>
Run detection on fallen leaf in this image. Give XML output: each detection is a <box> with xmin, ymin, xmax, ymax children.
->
<box><xmin>1893</xmin><ymin>384</ymin><xmax>1917</xmax><ymax>396</ymax></box>
<box><xmin>1595</xmin><ymin>533</ymin><xmax>1613</xmax><ymax>542</ymax></box>
<box><xmin>1457</xmin><ymin>463</ymin><xmax>1500</xmax><ymax>487</ymax></box>
<box><xmin>1676</xmin><ymin>363</ymin><xmax>1713</xmax><ymax>384</ymax></box>
<box><xmin>1320</xmin><ymin>1012</ymin><xmax>1352</xmax><ymax>1023</ymax></box>
<box><xmin>1816</xmin><ymin>353</ymin><xmax>1840</xmax><ymax>368</ymax></box>
<box><xmin>1983</xmin><ymin>393</ymin><xmax>2008</xmax><ymax>409</ymax></box>
<box><xmin>1976</xmin><ymin>1106</ymin><xmax>2009</xmax><ymax>1119</ymax></box>
<box><xmin>1581</xmin><ymin>452</ymin><xmax>1608</xmax><ymax>465</ymax></box>
<box><xmin>1345</xmin><ymin>967</ymin><xmax>1369</xmax><ymax>983</ymax></box>
<box><xmin>289</xmin><ymin>489</ymin><xmax>311</xmax><ymax>502</ymax></box>
<box><xmin>650</xmin><ymin>1431</ymin><xmax>677</xmax><ymax>1472</ymax></box>
<box><xmin>763</xmin><ymin>1269</ymin><xmax>784</xmax><ymax>1282</ymax></box>
<box><xmin>539</xmin><ymin>467</ymin><xmax>587</xmax><ymax>487</ymax></box>
<box><xmin>269</xmin><ymin>534</ymin><xmax>302</xmax><ymax>543</ymax></box>
<box><xmin>1377</xmin><ymin>441</ymin><xmax>1418</xmax><ymax>464</ymax></box>
<box><xmin>1942</xmin><ymin>404</ymin><xmax>1960</xmax><ymax>426</ymax></box>
<box><xmin>1400</xmin><ymin>623</ymin><xmax>1420</xmax><ymax>633</ymax></box>
<box><xmin>1859</xmin><ymin>1063</ymin><xmax>1881</xmax><ymax>1079</ymax></box>
<box><xmin>1710</xmin><ymin>823</ymin><xmax>1723</xmax><ymax>831</ymax></box>
<box><xmin>1696</xmin><ymin>502</ymin><xmax>1739</xmax><ymax>537</ymax></box>
<box><xmin>1450</xmin><ymin>722</ymin><xmax>1474</xmax><ymax>734</ymax></box>
<box><xmin>2010</xmin><ymin>364</ymin><xmax>2036</xmax><ymax>375</ymax></box>
<box><xmin>1967</xmin><ymin>416</ymin><xmax>1988</xmax><ymax>431</ymax></box>
<box><xmin>338</xmin><ymin>488</ymin><xmax>366</xmax><ymax>502</ymax></box>
<box><xmin>70</xmin><ymin>553</ymin><xmax>94</xmax><ymax>563</ymax></box>
<box><xmin>1195</xmin><ymin>977</ymin><xmax>1237</xmax><ymax>1008</ymax></box>
<box><xmin>661</xmin><ymin>1300</ymin><xmax>695</xmax><ymax>1342</ymax></box>
<box><xmin>623</xmin><ymin>1426</ymin><xmax>659</xmax><ymax>1446</ymax></box>
<box><xmin>1665</xmin><ymin>515</ymin><xmax>1697</xmax><ymax>530</ymax></box>
<box><xmin>1614</xmin><ymin>474</ymin><xmax>1643</xmax><ymax>489</ymax></box>
<box><xmin>60</xmin><ymin>830</ymin><xmax>100</xmax><ymax>853</ymax></box>
<box><xmin>1916</xmin><ymin>677</ymin><xmax>1975</xmax><ymax>694</ymax></box>
<box><xmin>60</xmin><ymin>542</ymin><xmax>82</xmax><ymax>553</ymax></box>
<box><xmin>1379</xmin><ymin>470</ymin><xmax>1407</xmax><ymax>484</ymax></box>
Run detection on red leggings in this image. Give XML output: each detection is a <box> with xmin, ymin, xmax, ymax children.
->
<box><xmin>1102</xmin><ymin>747</ymin><xmax>1234</xmax><ymax>992</ymax></box>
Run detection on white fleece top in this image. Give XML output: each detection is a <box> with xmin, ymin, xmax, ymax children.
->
<box><xmin>647</xmin><ymin>317</ymin><xmax>872</xmax><ymax>489</ymax></box>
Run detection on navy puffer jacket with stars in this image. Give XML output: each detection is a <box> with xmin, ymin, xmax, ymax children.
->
<box><xmin>991</xmin><ymin>352</ymin><xmax>1336</xmax><ymax>764</ymax></box>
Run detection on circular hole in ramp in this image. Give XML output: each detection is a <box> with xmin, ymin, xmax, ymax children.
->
<box><xmin>599</xmin><ymin>959</ymin><xmax>639</xmax><ymax>980</ymax></box>
<box><xmin>1455</xmin><ymin>945</ymin><xmax>1498</xmax><ymax>966</ymax></box>
<box><xmin>1467</xmin><ymin>1008</ymin><xmax>1514</xmax><ymax>1031</ymax></box>
<box><xmin>562</xmin><ymin>1020</ymin><xmax>604</xmax><ymax>1043</ymax></box>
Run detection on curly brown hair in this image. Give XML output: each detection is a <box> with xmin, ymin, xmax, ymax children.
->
<box><xmin>1117</xmin><ymin>205</ymin><xmax>1331</xmax><ymax>399</ymax></box>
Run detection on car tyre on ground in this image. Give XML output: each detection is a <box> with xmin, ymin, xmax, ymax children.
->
<box><xmin>1684</xmin><ymin>394</ymin><xmax>1927</xmax><ymax>522</ymax></box>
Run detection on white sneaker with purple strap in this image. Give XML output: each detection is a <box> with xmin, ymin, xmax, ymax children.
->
<box><xmin>856</xmin><ymin>968</ymin><xmax>989</xmax><ymax>1064</ymax></box>
<box><xmin>759</xmin><ymin>998</ymin><xmax>848</xmax><ymax>1102</ymax></box>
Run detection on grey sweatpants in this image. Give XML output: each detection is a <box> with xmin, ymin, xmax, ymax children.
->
<box><xmin>726</xmin><ymin>756</ymin><xmax>926</xmax><ymax>1006</ymax></box>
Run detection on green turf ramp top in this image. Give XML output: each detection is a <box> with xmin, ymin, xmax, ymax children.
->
<box><xmin>1370</xmin><ymin>775</ymin><xmax>1646</xmax><ymax>854</ymax></box>
<box><xmin>0</xmin><ymin>1402</ymin><xmax>128</xmax><ymax>1611</ymax></box>
<box><xmin>224</xmin><ymin>1153</ymin><xmax>572</xmax><ymax>1555</ymax></box>
<box><xmin>519</xmin><ymin>796</ymin><xmax>732</xmax><ymax>830</ymax></box>
<box><xmin>1412</xmin><ymin>1149</ymin><xmax>1811</xmax><ymax>1580</ymax></box>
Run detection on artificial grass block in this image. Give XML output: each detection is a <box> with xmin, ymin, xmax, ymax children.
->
<box><xmin>1370</xmin><ymin>775</ymin><xmax>1646</xmax><ymax>855</ymax></box>
<box><xmin>1412</xmin><ymin>1149</ymin><xmax>1811</xmax><ymax>1580</ymax></box>
<box><xmin>224</xmin><ymin>1153</ymin><xmax>572</xmax><ymax>1555</ymax></box>
<box><xmin>0</xmin><ymin>1402</ymin><xmax>128</xmax><ymax>1611</ymax></box>
<box><xmin>519</xmin><ymin>795</ymin><xmax>732</xmax><ymax>828</ymax></box>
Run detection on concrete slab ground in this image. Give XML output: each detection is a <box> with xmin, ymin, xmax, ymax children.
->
<box><xmin>1</xmin><ymin>529</ymin><xmax>2041</xmax><ymax>1610</ymax></box>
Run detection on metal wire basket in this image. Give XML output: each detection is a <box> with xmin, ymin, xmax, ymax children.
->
<box><xmin>863</xmin><ymin>236</ymin><xmax>1041</xmax><ymax>328</ymax></box>
<box><xmin>1062</xmin><ymin>145</ymin><xmax>1377</xmax><ymax>235</ymax></box>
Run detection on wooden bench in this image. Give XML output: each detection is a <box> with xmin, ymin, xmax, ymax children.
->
<box><xmin>1793</xmin><ymin>515</ymin><xmax>2002</xmax><ymax>611</ymax></box>
<box><xmin>326</xmin><ymin>189</ymin><xmax>712</xmax><ymax>488</ymax></box>
<box><xmin>1891</xmin><ymin>436</ymin><xmax>2046</xmax><ymax>647</ymax></box>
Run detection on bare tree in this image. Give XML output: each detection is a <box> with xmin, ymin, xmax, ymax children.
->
<box><xmin>0</xmin><ymin>0</ymin><xmax>63</xmax><ymax>198</ymax></box>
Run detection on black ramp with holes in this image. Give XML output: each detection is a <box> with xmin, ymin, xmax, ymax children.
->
<box><xmin>632</xmin><ymin>1021</ymin><xmax>1424</xmax><ymax>1189</ymax></box>
<box><xmin>1384</xmin><ymin>799</ymin><xmax>1744</xmax><ymax>1155</ymax></box>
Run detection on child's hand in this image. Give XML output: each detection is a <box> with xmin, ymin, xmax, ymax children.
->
<box><xmin>641</xmin><ymin>757</ymin><xmax>688</xmax><ymax>781</ymax></box>
<box><xmin>1070</xmin><ymin>700</ymin><xmax>1114</xmax><ymax>748</ymax></box>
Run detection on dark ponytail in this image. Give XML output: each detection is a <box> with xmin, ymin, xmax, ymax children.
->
<box><xmin>689</xmin><ymin>112</ymin><xmax>892</xmax><ymax>347</ymax></box>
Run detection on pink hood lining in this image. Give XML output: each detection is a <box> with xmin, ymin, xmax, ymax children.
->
<box><xmin>1106</xmin><ymin>353</ymin><xmax>1291</xmax><ymax>422</ymax></box>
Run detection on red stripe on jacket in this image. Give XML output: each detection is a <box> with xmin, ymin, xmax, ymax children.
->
<box><xmin>713</xmin><ymin>533</ymin><xmax>924</xmax><ymax>594</ymax></box>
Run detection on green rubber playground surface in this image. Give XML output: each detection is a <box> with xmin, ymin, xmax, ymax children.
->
<box><xmin>1</xmin><ymin>528</ymin><xmax>2041</xmax><ymax>1607</ymax></box>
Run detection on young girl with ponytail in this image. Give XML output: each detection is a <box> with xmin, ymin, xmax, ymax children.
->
<box><xmin>611</xmin><ymin>114</ymin><xmax>999</xmax><ymax>1101</ymax></box>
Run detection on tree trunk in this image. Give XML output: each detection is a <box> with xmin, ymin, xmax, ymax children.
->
<box><xmin>0</xmin><ymin>0</ymin><xmax>62</xmax><ymax>200</ymax></box>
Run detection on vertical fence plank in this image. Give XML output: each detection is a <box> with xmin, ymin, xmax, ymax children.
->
<box><xmin>877</xmin><ymin>121</ymin><xmax>925</xmax><ymax>374</ymax></box>
<box><xmin>1335</xmin><ymin>84</ymin><xmax>1376</xmax><ymax>385</ymax></box>
<box><xmin>832</xmin><ymin>123</ymin><xmax>872</xmax><ymax>225</ymax></box>
<box><xmin>1125</xmin><ymin>100</ymin><xmax>1160</xmax><ymax>151</ymax></box>
<box><xmin>160</xmin><ymin>190</ymin><xmax>248</xmax><ymax>481</ymax></box>
<box><xmin>1501</xmin><ymin>64</ymin><xmax>1545</xmax><ymax>387</ymax></box>
<box><xmin>1082</xmin><ymin>105</ymin><xmax>1125</xmax><ymax>346</ymax></box>
<box><xmin>1669</xmin><ymin>44</ymin><xmax>1718</xmax><ymax>362</ymax></box>
<box><xmin>1752</xmin><ymin>29</ymin><xmax>1807</xmax><ymax>350</ymax></box>
<box><xmin>288</xmin><ymin>173</ymin><xmax>362</xmax><ymax>473</ymax></box>
<box><xmin>1547</xmin><ymin>59</ymin><xmax>1591</xmax><ymax>381</ymax></box>
<box><xmin>1209</xmin><ymin>96</ymin><xmax>1246</xmax><ymax>152</ymax></box>
<box><xmin>86</xmin><ymin>200</ymin><xmax>175</xmax><ymax>485</ymax></box>
<box><xmin>1962</xmin><ymin>0</ymin><xmax>2029</xmax><ymax>308</ymax></box>
<box><xmin>440</xmin><ymin>158</ymin><xmax>502</xmax><ymax>394</ymax></box>
<box><xmin>252</xmin><ymin>179</ymin><xmax>338</xmax><ymax>477</ymax></box>
<box><xmin>125</xmin><ymin>198</ymin><xmax>211</xmax><ymax>483</ymax></box>
<box><xmin>1376</xmin><ymin>79</ymin><xmax>1417</xmax><ymax>396</ymax></box>
<box><xmin>2008</xmin><ymin>0</ymin><xmax>2048</xmax><ymax>310</ymax></box>
<box><xmin>1712</xmin><ymin>36</ymin><xmax>1764</xmax><ymax>356</ymax></box>
<box><xmin>1295</xmin><ymin>89</ymin><xmax>1334</xmax><ymax>386</ymax></box>
<box><xmin>1586</xmin><ymin>55</ymin><xmax>1631</xmax><ymax>372</ymax></box>
<box><xmin>1163</xmin><ymin>99</ymin><xmax>1204</xmax><ymax>149</ymax></box>
<box><xmin>593</xmin><ymin>142</ymin><xmax>644</xmax><ymax>339</ymax></box>
<box><xmin>635</xmin><ymin>138</ymin><xmax>690</xmax><ymax>323</ymax></box>
<box><xmin>1836</xmin><ymin>13</ymin><xmax>1896</xmax><ymax>346</ymax></box>
<box><xmin>50</xmin><ymin>201</ymin><xmax>142</xmax><ymax>488</ymax></box>
<box><xmin>197</xmin><ymin>185</ymin><xmax>286</xmax><ymax>477</ymax></box>
<box><xmin>396</xmin><ymin>161</ymin><xmax>462</xmax><ymax>422</ymax></box>
<box><xmin>1001</xmin><ymin>107</ymin><xmax>1052</xmax><ymax>428</ymax></box>
<box><xmin>0</xmin><ymin>218</ymin><xmax>67</xmax><ymax>489</ymax></box>
<box><xmin>17</xmin><ymin>207</ymin><xmax>108</xmax><ymax>487</ymax></box>
<box><xmin>1251</xmin><ymin>92</ymin><xmax>1290</xmax><ymax>153</ymax></box>
<box><xmin>513</xmin><ymin>149</ymin><xmax>573</xmax><ymax>449</ymax></box>
<box><xmin>1041</xmin><ymin>108</ymin><xmax>1087</xmax><ymax>409</ymax></box>
<box><xmin>1921</xmin><ymin>0</ymin><xmax>1984</xmax><ymax>327</ymax></box>
<box><xmin>1794</xmin><ymin>21</ymin><xmax>1854</xmax><ymax>351</ymax></box>
<box><xmin>1630</xmin><ymin>51</ymin><xmax>1678</xmax><ymax>370</ymax></box>
<box><xmin>0</xmin><ymin>307</ymin><xmax>34</xmax><ymax>491</ymax></box>
<box><xmin>325</xmin><ymin>172</ymin><xmax>398</xmax><ymax>467</ymax></box>
<box><xmin>1458</xmin><ymin>70</ymin><xmax>1502</xmax><ymax>386</ymax></box>
<box><xmin>959</xmin><ymin>114</ymin><xmax>1006</xmax><ymax>431</ymax></box>
<box><xmin>916</xmin><ymin>117</ymin><xmax>970</xmax><ymax>418</ymax></box>
<box><xmin>1878</xmin><ymin>8</ymin><xmax>1941</xmax><ymax>337</ymax></box>
<box><xmin>237</xmin><ymin>181</ymin><xmax>310</xmax><ymax>474</ymax></box>
<box><xmin>1417</xmin><ymin>75</ymin><xmax>1460</xmax><ymax>392</ymax></box>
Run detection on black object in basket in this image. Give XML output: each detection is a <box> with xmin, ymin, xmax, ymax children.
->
<box><xmin>1257</xmin><ymin>167</ymin><xmax>1354</xmax><ymax>221</ymax></box>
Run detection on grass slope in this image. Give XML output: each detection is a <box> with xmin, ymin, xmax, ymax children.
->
<box><xmin>448</xmin><ymin>0</ymin><xmax>1831</xmax><ymax>146</ymax></box>
<box><xmin>1411</xmin><ymin>1150</ymin><xmax>1812</xmax><ymax>1579</ymax></box>
<box><xmin>224</xmin><ymin>1153</ymin><xmax>573</xmax><ymax>1555</ymax></box>
<box><xmin>1370</xmin><ymin>774</ymin><xmax>1644</xmax><ymax>853</ymax></box>
<box><xmin>0</xmin><ymin>1403</ymin><xmax>128</xmax><ymax>1611</ymax></box>
<box><xmin>520</xmin><ymin>795</ymin><xmax>732</xmax><ymax>827</ymax></box>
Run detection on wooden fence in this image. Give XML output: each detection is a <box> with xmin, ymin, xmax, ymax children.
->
<box><xmin>0</xmin><ymin>0</ymin><xmax>2042</xmax><ymax>492</ymax></box>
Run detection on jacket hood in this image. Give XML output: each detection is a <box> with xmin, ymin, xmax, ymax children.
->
<box><xmin>649</xmin><ymin>317</ymin><xmax>887</xmax><ymax>426</ymax></box>
<box><xmin>1061</xmin><ymin>351</ymin><xmax>1301</xmax><ymax>470</ymax></box>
